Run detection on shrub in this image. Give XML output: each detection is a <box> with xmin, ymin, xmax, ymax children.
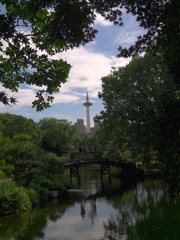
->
<box><xmin>0</xmin><ymin>181</ymin><xmax>32</xmax><ymax>215</ymax></box>
<box><xmin>26</xmin><ymin>188</ymin><xmax>39</xmax><ymax>206</ymax></box>
<box><xmin>0</xmin><ymin>171</ymin><xmax>5</xmax><ymax>179</ymax></box>
<box><xmin>37</xmin><ymin>187</ymin><xmax>50</xmax><ymax>201</ymax></box>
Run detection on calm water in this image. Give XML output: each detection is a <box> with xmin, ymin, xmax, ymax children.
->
<box><xmin>0</xmin><ymin>167</ymin><xmax>179</xmax><ymax>240</ymax></box>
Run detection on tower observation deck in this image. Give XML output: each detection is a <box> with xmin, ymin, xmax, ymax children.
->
<box><xmin>83</xmin><ymin>92</ymin><xmax>92</xmax><ymax>133</ymax></box>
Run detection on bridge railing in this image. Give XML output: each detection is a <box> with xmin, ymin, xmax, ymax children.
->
<box><xmin>63</xmin><ymin>158</ymin><xmax>137</xmax><ymax>169</ymax></box>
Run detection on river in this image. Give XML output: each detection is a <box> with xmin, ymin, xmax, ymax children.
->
<box><xmin>0</xmin><ymin>166</ymin><xmax>179</xmax><ymax>240</ymax></box>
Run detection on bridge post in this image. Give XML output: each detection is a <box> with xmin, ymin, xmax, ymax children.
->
<box><xmin>70</xmin><ymin>166</ymin><xmax>80</xmax><ymax>183</ymax></box>
<box><xmin>100</xmin><ymin>164</ymin><xmax>111</xmax><ymax>182</ymax></box>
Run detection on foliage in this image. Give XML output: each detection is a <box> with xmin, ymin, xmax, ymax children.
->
<box><xmin>0</xmin><ymin>0</ymin><xmax>96</xmax><ymax>109</ymax></box>
<box><xmin>0</xmin><ymin>113</ymin><xmax>102</xmax><ymax>210</ymax></box>
<box><xmin>0</xmin><ymin>181</ymin><xmax>32</xmax><ymax>215</ymax></box>
<box><xmin>0</xmin><ymin>91</ymin><xmax>16</xmax><ymax>105</ymax></box>
<box><xmin>9</xmin><ymin>136</ymin><xmax>44</xmax><ymax>186</ymax></box>
<box><xmin>38</xmin><ymin>118</ymin><xmax>78</xmax><ymax>156</ymax></box>
<box><xmin>38</xmin><ymin>117</ymin><xmax>96</xmax><ymax>160</ymax></box>
<box><xmin>0</xmin><ymin>114</ymin><xmax>79</xmax><ymax>204</ymax></box>
<box><xmin>116</xmin><ymin>1</ymin><xmax>179</xmax><ymax>59</ymax></box>
<box><xmin>71</xmin><ymin>133</ymin><xmax>96</xmax><ymax>159</ymax></box>
<box><xmin>26</xmin><ymin>188</ymin><xmax>39</xmax><ymax>206</ymax></box>
<box><xmin>97</xmin><ymin>54</ymin><xmax>180</xmax><ymax>183</ymax></box>
<box><xmin>0</xmin><ymin>113</ymin><xmax>42</xmax><ymax>144</ymax></box>
<box><xmin>0</xmin><ymin>125</ymin><xmax>13</xmax><ymax>178</ymax></box>
<box><xmin>8</xmin><ymin>135</ymin><xmax>66</xmax><ymax>195</ymax></box>
<box><xmin>1</xmin><ymin>1</ymin><xmax>179</xmax><ymax>109</ymax></box>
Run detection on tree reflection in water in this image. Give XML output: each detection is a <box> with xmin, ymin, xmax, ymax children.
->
<box><xmin>80</xmin><ymin>197</ymin><xmax>97</xmax><ymax>226</ymax></box>
<box><xmin>100</xmin><ymin>180</ymin><xmax>180</xmax><ymax>240</ymax></box>
<box><xmin>0</xmin><ymin>179</ymin><xmax>179</xmax><ymax>240</ymax></box>
<box><xmin>0</xmin><ymin>200</ymin><xmax>74</xmax><ymax>240</ymax></box>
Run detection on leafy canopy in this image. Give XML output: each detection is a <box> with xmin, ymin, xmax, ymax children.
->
<box><xmin>0</xmin><ymin>113</ymin><xmax>42</xmax><ymax>143</ymax></box>
<box><xmin>0</xmin><ymin>0</ymin><xmax>179</xmax><ymax>110</ymax></box>
<box><xmin>39</xmin><ymin>118</ymin><xmax>77</xmax><ymax>156</ymax></box>
<box><xmin>0</xmin><ymin>0</ymin><xmax>96</xmax><ymax>110</ymax></box>
<box><xmin>98</xmin><ymin>54</ymin><xmax>178</xmax><ymax>163</ymax></box>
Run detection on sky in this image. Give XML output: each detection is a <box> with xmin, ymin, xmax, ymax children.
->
<box><xmin>0</xmin><ymin>11</ymin><xmax>144</xmax><ymax>127</ymax></box>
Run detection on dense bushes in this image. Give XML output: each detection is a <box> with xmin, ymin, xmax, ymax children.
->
<box><xmin>0</xmin><ymin>181</ymin><xmax>34</xmax><ymax>215</ymax></box>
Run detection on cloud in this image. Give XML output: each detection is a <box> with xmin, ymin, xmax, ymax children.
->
<box><xmin>0</xmin><ymin>46</ymin><xmax>130</xmax><ymax>111</ymax></box>
<box><xmin>53</xmin><ymin>93</ymin><xmax>80</xmax><ymax>104</ymax></box>
<box><xmin>114</xmin><ymin>12</ymin><xmax>146</xmax><ymax>48</ymax></box>
<box><xmin>0</xmin><ymin>86</ymin><xmax>35</xmax><ymax>107</ymax></box>
<box><xmin>59</xmin><ymin>47</ymin><xmax>130</xmax><ymax>97</ymax></box>
<box><xmin>114</xmin><ymin>29</ymin><xmax>142</xmax><ymax>47</ymax></box>
<box><xmin>95</xmin><ymin>14</ymin><xmax>113</xmax><ymax>26</ymax></box>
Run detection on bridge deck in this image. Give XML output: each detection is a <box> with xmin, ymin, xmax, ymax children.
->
<box><xmin>64</xmin><ymin>159</ymin><xmax>136</xmax><ymax>169</ymax></box>
<box><xmin>64</xmin><ymin>159</ymin><xmax>144</xmax><ymax>181</ymax></box>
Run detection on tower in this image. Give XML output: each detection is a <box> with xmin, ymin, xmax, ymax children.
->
<box><xmin>83</xmin><ymin>92</ymin><xmax>92</xmax><ymax>133</ymax></box>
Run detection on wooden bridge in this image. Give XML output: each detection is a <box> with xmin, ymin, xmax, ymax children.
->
<box><xmin>64</xmin><ymin>159</ymin><xmax>144</xmax><ymax>182</ymax></box>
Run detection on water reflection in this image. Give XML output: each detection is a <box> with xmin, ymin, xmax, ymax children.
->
<box><xmin>100</xmin><ymin>181</ymin><xmax>180</xmax><ymax>240</ymax></box>
<box><xmin>0</xmin><ymin>201</ymin><xmax>74</xmax><ymax>240</ymax></box>
<box><xmin>0</xmin><ymin>167</ymin><xmax>179</xmax><ymax>240</ymax></box>
<box><xmin>80</xmin><ymin>198</ymin><xmax>97</xmax><ymax>225</ymax></box>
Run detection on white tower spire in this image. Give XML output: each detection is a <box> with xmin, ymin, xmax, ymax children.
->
<box><xmin>83</xmin><ymin>92</ymin><xmax>92</xmax><ymax>133</ymax></box>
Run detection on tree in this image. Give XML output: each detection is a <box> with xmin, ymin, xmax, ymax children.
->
<box><xmin>0</xmin><ymin>126</ymin><xmax>13</xmax><ymax>178</ymax></box>
<box><xmin>0</xmin><ymin>0</ymin><xmax>96</xmax><ymax>110</ymax></box>
<box><xmin>0</xmin><ymin>181</ymin><xmax>32</xmax><ymax>215</ymax></box>
<box><xmin>38</xmin><ymin>118</ymin><xmax>77</xmax><ymax>156</ymax></box>
<box><xmin>0</xmin><ymin>113</ymin><xmax>42</xmax><ymax>144</ymax></box>
<box><xmin>0</xmin><ymin>92</ymin><xmax>16</xmax><ymax>105</ymax></box>
<box><xmin>6</xmin><ymin>133</ymin><xmax>65</xmax><ymax>199</ymax></box>
<box><xmin>0</xmin><ymin>114</ymin><xmax>44</xmax><ymax>180</ymax></box>
<box><xmin>1</xmin><ymin>1</ymin><xmax>179</xmax><ymax>109</ymax></box>
<box><xmin>98</xmin><ymin>54</ymin><xmax>179</xmax><ymax>176</ymax></box>
<box><xmin>8</xmin><ymin>134</ymin><xmax>44</xmax><ymax>186</ymax></box>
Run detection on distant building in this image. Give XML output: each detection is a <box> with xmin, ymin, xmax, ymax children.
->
<box><xmin>74</xmin><ymin>118</ymin><xmax>85</xmax><ymax>134</ymax></box>
<box><xmin>74</xmin><ymin>93</ymin><xmax>99</xmax><ymax>136</ymax></box>
<box><xmin>74</xmin><ymin>118</ymin><xmax>99</xmax><ymax>136</ymax></box>
<box><xmin>83</xmin><ymin>92</ymin><xmax>92</xmax><ymax>133</ymax></box>
<box><xmin>90</xmin><ymin>118</ymin><xmax>99</xmax><ymax>136</ymax></box>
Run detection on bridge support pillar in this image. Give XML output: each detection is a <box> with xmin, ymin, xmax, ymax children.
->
<box><xmin>70</xmin><ymin>166</ymin><xmax>80</xmax><ymax>183</ymax></box>
<box><xmin>100</xmin><ymin>165</ymin><xmax>111</xmax><ymax>182</ymax></box>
